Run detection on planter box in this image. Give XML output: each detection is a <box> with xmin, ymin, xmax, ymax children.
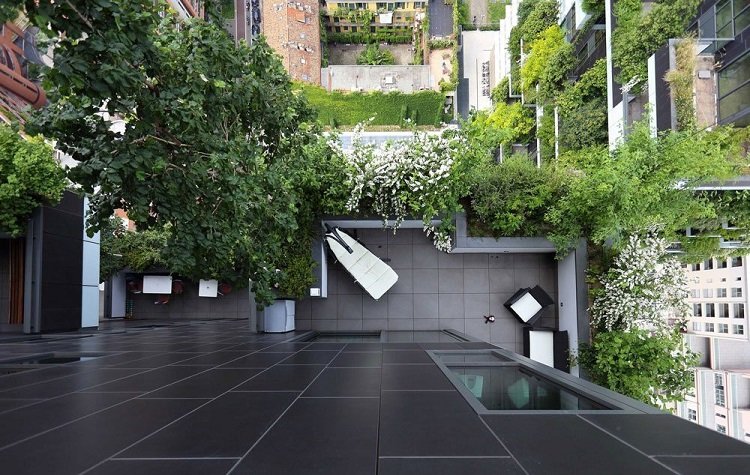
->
<box><xmin>260</xmin><ymin>299</ymin><xmax>296</xmax><ymax>333</ymax></box>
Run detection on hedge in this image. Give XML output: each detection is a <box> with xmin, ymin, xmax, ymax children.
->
<box><xmin>328</xmin><ymin>31</ymin><xmax>412</xmax><ymax>44</ymax></box>
<box><xmin>296</xmin><ymin>84</ymin><xmax>445</xmax><ymax>126</ymax></box>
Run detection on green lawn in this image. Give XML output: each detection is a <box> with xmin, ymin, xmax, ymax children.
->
<box><xmin>488</xmin><ymin>0</ymin><xmax>510</xmax><ymax>23</ymax></box>
<box><xmin>296</xmin><ymin>84</ymin><xmax>445</xmax><ymax>126</ymax></box>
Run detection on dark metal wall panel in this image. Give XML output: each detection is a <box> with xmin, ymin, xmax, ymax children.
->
<box><xmin>653</xmin><ymin>43</ymin><xmax>673</xmax><ymax>132</ymax></box>
<box><xmin>38</xmin><ymin>191</ymin><xmax>83</xmax><ymax>332</ymax></box>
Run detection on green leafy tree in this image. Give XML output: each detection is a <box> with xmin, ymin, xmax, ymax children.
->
<box><xmin>0</xmin><ymin>124</ymin><xmax>66</xmax><ymax>236</ymax></box>
<box><xmin>468</xmin><ymin>154</ymin><xmax>567</xmax><ymax>237</ymax></box>
<box><xmin>17</xmin><ymin>0</ymin><xmax>344</xmax><ymax>306</ymax></box>
<box><xmin>546</xmin><ymin>120</ymin><xmax>740</xmax><ymax>255</ymax></box>
<box><xmin>357</xmin><ymin>44</ymin><xmax>396</xmax><ymax>65</ymax></box>
<box><xmin>520</xmin><ymin>25</ymin><xmax>570</xmax><ymax>98</ymax></box>
<box><xmin>577</xmin><ymin>329</ymin><xmax>698</xmax><ymax>408</ymax></box>
<box><xmin>613</xmin><ymin>0</ymin><xmax>701</xmax><ymax>88</ymax></box>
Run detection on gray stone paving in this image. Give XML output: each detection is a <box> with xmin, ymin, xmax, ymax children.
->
<box><xmin>429</xmin><ymin>0</ymin><xmax>453</xmax><ymax>38</ymax></box>
<box><xmin>297</xmin><ymin>228</ymin><xmax>558</xmax><ymax>354</ymax></box>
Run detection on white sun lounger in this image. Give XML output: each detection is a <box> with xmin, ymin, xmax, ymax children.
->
<box><xmin>324</xmin><ymin>227</ymin><xmax>399</xmax><ymax>300</ymax></box>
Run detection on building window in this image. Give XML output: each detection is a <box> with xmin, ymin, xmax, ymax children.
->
<box><xmin>704</xmin><ymin>288</ymin><xmax>714</xmax><ymax>298</ymax></box>
<box><xmin>733</xmin><ymin>324</ymin><xmax>744</xmax><ymax>335</ymax></box>
<box><xmin>719</xmin><ymin>323</ymin><xmax>729</xmax><ymax>333</ymax></box>
<box><xmin>690</xmin><ymin>289</ymin><xmax>700</xmax><ymax>298</ymax></box>
<box><xmin>693</xmin><ymin>303</ymin><xmax>703</xmax><ymax>317</ymax></box>
<box><xmin>715</xmin><ymin>373</ymin><xmax>725</xmax><ymax>407</ymax></box>
<box><xmin>688</xmin><ymin>408</ymin><xmax>697</xmax><ymax>421</ymax></box>
<box><xmin>706</xmin><ymin>303</ymin><xmax>715</xmax><ymax>318</ymax></box>
<box><xmin>376</xmin><ymin>2</ymin><xmax>386</xmax><ymax>8</ymax></box>
<box><xmin>717</xmin><ymin>424</ymin><xmax>727</xmax><ymax>434</ymax></box>
<box><xmin>717</xmin><ymin>288</ymin><xmax>727</xmax><ymax>298</ymax></box>
<box><xmin>719</xmin><ymin>259</ymin><xmax>728</xmax><ymax>269</ymax></box>
<box><xmin>705</xmin><ymin>259</ymin><xmax>714</xmax><ymax>270</ymax></box>
<box><xmin>693</xmin><ymin>322</ymin><xmax>702</xmax><ymax>332</ymax></box>
<box><xmin>413</xmin><ymin>1</ymin><xmax>424</xmax><ymax>8</ymax></box>
<box><xmin>735</xmin><ymin>303</ymin><xmax>746</xmax><ymax>318</ymax></box>
<box><xmin>731</xmin><ymin>256</ymin><xmax>743</xmax><ymax>267</ymax></box>
<box><xmin>692</xmin><ymin>263</ymin><xmax>701</xmax><ymax>271</ymax></box>
<box><xmin>719</xmin><ymin>304</ymin><xmax>730</xmax><ymax>318</ymax></box>
<box><xmin>395</xmin><ymin>2</ymin><xmax>405</xmax><ymax>8</ymax></box>
<box><xmin>706</xmin><ymin>322</ymin><xmax>715</xmax><ymax>332</ymax></box>
<box><xmin>732</xmin><ymin>287</ymin><xmax>743</xmax><ymax>298</ymax></box>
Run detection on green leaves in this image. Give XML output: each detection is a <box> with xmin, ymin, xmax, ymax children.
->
<box><xmin>612</xmin><ymin>0</ymin><xmax>701</xmax><ymax>88</ymax></box>
<box><xmin>577</xmin><ymin>329</ymin><xmax>698</xmax><ymax>408</ymax></box>
<box><xmin>468</xmin><ymin>154</ymin><xmax>567</xmax><ymax>237</ymax></box>
<box><xmin>0</xmin><ymin>124</ymin><xmax>66</xmax><ymax>236</ymax></box>
<box><xmin>22</xmin><ymin>1</ymin><xmax>338</xmax><ymax>306</ymax></box>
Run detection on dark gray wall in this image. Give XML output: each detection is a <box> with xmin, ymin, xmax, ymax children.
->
<box><xmin>38</xmin><ymin>191</ymin><xmax>84</xmax><ymax>332</ymax></box>
<box><xmin>126</xmin><ymin>277</ymin><xmax>250</xmax><ymax>320</ymax></box>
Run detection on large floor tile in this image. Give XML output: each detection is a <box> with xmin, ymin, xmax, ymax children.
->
<box><xmin>279</xmin><ymin>350</ymin><xmax>339</xmax><ymax>365</ymax></box>
<box><xmin>379</xmin><ymin>391</ymin><xmax>506</xmax><ymax>457</ymax></box>
<box><xmin>219</xmin><ymin>352</ymin><xmax>294</xmax><ymax>368</ymax></box>
<box><xmin>87</xmin><ymin>459</ymin><xmax>236</xmax><ymax>475</ymax></box>
<box><xmin>303</xmin><ymin>368</ymin><xmax>381</xmax><ymax>397</ymax></box>
<box><xmin>0</xmin><ymin>368</ymin><xmax>144</xmax><ymax>398</ymax></box>
<box><xmin>0</xmin><ymin>398</ymin><xmax>204</xmax><ymax>475</ymax></box>
<box><xmin>330</xmin><ymin>352</ymin><xmax>382</xmax><ymax>367</ymax></box>
<box><xmin>382</xmin><ymin>350</ymin><xmax>432</xmax><ymax>364</ymax></box>
<box><xmin>120</xmin><ymin>392</ymin><xmax>297</xmax><ymax>458</ymax></box>
<box><xmin>81</xmin><ymin>366</ymin><xmax>208</xmax><ymax>393</ymax></box>
<box><xmin>235</xmin><ymin>398</ymin><xmax>379</xmax><ymax>475</ymax></box>
<box><xmin>232</xmin><ymin>365</ymin><xmax>324</xmax><ymax>391</ymax></box>
<box><xmin>0</xmin><ymin>392</ymin><xmax>134</xmax><ymax>448</ymax></box>
<box><xmin>655</xmin><ymin>456</ymin><xmax>750</xmax><ymax>474</ymax></box>
<box><xmin>144</xmin><ymin>368</ymin><xmax>261</xmax><ymax>398</ymax></box>
<box><xmin>378</xmin><ymin>457</ymin><xmax>522</xmax><ymax>475</ymax></box>
<box><xmin>176</xmin><ymin>351</ymin><xmax>255</xmax><ymax>365</ymax></box>
<box><xmin>381</xmin><ymin>364</ymin><xmax>453</xmax><ymax>390</ymax></box>
<box><xmin>483</xmin><ymin>415</ymin><xmax>673</xmax><ymax>474</ymax></box>
<box><xmin>583</xmin><ymin>414</ymin><xmax>750</xmax><ymax>456</ymax></box>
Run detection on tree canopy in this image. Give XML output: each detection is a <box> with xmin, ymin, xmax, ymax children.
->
<box><xmin>0</xmin><ymin>123</ymin><xmax>66</xmax><ymax>236</ymax></box>
<box><xmin>14</xmin><ymin>0</ymin><xmax>344</xmax><ymax>305</ymax></box>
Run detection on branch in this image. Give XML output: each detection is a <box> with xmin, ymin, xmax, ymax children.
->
<box><xmin>65</xmin><ymin>0</ymin><xmax>94</xmax><ymax>30</ymax></box>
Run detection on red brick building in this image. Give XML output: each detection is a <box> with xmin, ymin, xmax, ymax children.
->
<box><xmin>262</xmin><ymin>1</ymin><xmax>322</xmax><ymax>84</ymax></box>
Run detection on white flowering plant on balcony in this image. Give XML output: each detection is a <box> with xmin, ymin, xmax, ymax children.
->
<box><xmin>332</xmin><ymin>124</ymin><xmax>470</xmax><ymax>252</ymax></box>
<box><xmin>590</xmin><ymin>231</ymin><xmax>690</xmax><ymax>333</ymax></box>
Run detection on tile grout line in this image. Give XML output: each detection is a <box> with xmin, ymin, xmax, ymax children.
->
<box><xmin>76</xmin><ymin>338</ymin><xmax>313</xmax><ymax>475</ymax></box>
<box><xmin>477</xmin><ymin>417</ymin><xmax>531</xmax><ymax>475</ymax></box>
<box><xmin>576</xmin><ymin>415</ymin><xmax>681</xmax><ymax>475</ymax></box>
<box><xmin>378</xmin><ymin>455</ymin><xmax>512</xmax><ymax>459</ymax></box>
<box><xmin>0</xmin><ymin>337</ymin><xmax>287</xmax><ymax>454</ymax></box>
<box><xmin>226</xmin><ymin>344</ymin><xmax>351</xmax><ymax>474</ymax></box>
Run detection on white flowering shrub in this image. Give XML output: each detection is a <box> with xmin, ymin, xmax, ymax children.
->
<box><xmin>333</xmin><ymin>125</ymin><xmax>468</xmax><ymax>252</ymax></box>
<box><xmin>590</xmin><ymin>232</ymin><xmax>689</xmax><ymax>332</ymax></box>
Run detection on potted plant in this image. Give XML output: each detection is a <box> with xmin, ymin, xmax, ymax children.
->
<box><xmin>261</xmin><ymin>246</ymin><xmax>316</xmax><ymax>332</ymax></box>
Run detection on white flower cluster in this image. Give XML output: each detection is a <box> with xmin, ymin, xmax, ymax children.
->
<box><xmin>591</xmin><ymin>232</ymin><xmax>690</xmax><ymax>333</ymax></box>
<box><xmin>333</xmin><ymin>124</ymin><xmax>463</xmax><ymax>252</ymax></box>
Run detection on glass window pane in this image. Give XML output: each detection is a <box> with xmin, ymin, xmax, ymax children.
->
<box><xmin>719</xmin><ymin>81</ymin><xmax>750</xmax><ymax>121</ymax></box>
<box><xmin>699</xmin><ymin>11</ymin><xmax>717</xmax><ymax>38</ymax></box>
<box><xmin>717</xmin><ymin>0</ymin><xmax>734</xmax><ymax>29</ymax></box>
<box><xmin>736</xmin><ymin>7</ymin><xmax>750</xmax><ymax>33</ymax></box>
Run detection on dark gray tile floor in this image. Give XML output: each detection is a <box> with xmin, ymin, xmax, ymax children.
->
<box><xmin>297</xmin><ymin>228</ymin><xmax>559</xmax><ymax>353</ymax></box>
<box><xmin>0</xmin><ymin>320</ymin><xmax>746</xmax><ymax>475</ymax></box>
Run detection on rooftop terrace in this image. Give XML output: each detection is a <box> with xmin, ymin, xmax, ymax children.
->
<box><xmin>0</xmin><ymin>320</ymin><xmax>747</xmax><ymax>474</ymax></box>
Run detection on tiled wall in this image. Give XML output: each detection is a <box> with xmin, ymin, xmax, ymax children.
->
<box><xmin>296</xmin><ymin>228</ymin><xmax>558</xmax><ymax>353</ymax></box>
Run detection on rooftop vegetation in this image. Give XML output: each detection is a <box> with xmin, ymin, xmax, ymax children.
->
<box><xmin>296</xmin><ymin>84</ymin><xmax>446</xmax><ymax>127</ymax></box>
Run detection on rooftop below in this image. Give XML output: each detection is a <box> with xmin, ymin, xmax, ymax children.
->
<box><xmin>0</xmin><ymin>320</ymin><xmax>747</xmax><ymax>474</ymax></box>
